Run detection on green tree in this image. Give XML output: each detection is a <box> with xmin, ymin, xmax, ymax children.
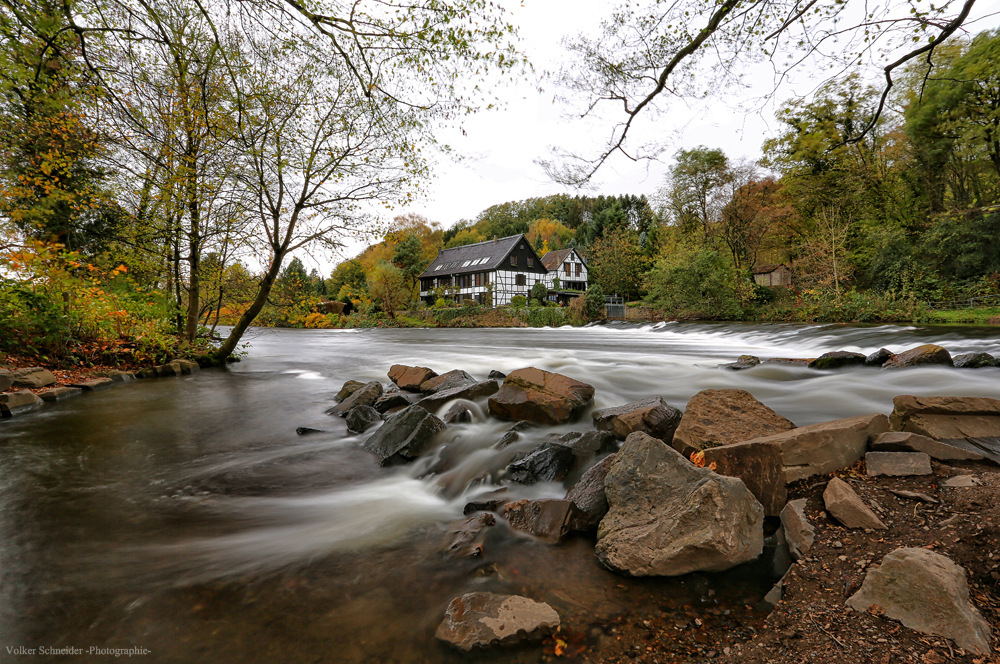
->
<box><xmin>392</xmin><ymin>232</ymin><xmax>426</xmax><ymax>293</ymax></box>
<box><xmin>588</xmin><ymin>226</ymin><xmax>649</xmax><ymax>300</ymax></box>
<box><xmin>663</xmin><ymin>147</ymin><xmax>730</xmax><ymax>237</ymax></box>
<box><xmin>583</xmin><ymin>284</ymin><xmax>605</xmax><ymax>320</ymax></box>
<box><xmin>530</xmin><ymin>280</ymin><xmax>548</xmax><ymax>304</ymax></box>
<box><xmin>367</xmin><ymin>260</ymin><xmax>410</xmax><ymax>320</ymax></box>
<box><xmin>645</xmin><ymin>245</ymin><xmax>742</xmax><ymax>319</ymax></box>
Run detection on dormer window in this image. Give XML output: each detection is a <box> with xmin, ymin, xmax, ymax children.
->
<box><xmin>510</xmin><ymin>256</ymin><xmax>517</xmax><ymax>266</ymax></box>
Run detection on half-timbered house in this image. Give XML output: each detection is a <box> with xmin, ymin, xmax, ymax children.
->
<box><xmin>417</xmin><ymin>234</ymin><xmax>548</xmax><ymax>306</ymax></box>
<box><xmin>540</xmin><ymin>247</ymin><xmax>588</xmax><ymax>292</ymax></box>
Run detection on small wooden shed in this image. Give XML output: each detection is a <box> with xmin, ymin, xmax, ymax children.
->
<box><xmin>752</xmin><ymin>264</ymin><xmax>792</xmax><ymax>288</ymax></box>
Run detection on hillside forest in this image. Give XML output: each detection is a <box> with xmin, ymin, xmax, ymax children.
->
<box><xmin>1</xmin><ymin>0</ymin><xmax>998</xmax><ymax>366</ymax></box>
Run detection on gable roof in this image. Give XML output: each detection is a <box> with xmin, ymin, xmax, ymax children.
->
<box><xmin>419</xmin><ymin>234</ymin><xmax>541</xmax><ymax>278</ymax></box>
<box><xmin>540</xmin><ymin>248</ymin><xmax>573</xmax><ymax>271</ymax></box>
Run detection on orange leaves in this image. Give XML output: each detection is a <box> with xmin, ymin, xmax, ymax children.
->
<box><xmin>689</xmin><ymin>451</ymin><xmax>717</xmax><ymax>471</ymax></box>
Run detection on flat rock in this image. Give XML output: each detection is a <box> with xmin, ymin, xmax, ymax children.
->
<box><xmin>443</xmin><ymin>513</ymin><xmax>495</xmax><ymax>558</ymax></box>
<box><xmin>327</xmin><ymin>381</ymin><xmax>383</xmax><ymax>416</ymax></box>
<box><xmin>0</xmin><ymin>370</ymin><xmax>12</xmax><ymax>391</ymax></box>
<box><xmin>889</xmin><ymin>489</ymin><xmax>940</xmax><ymax>504</ymax></box>
<box><xmin>865</xmin><ymin>451</ymin><xmax>932</xmax><ymax>476</ymax></box>
<box><xmin>295</xmin><ymin>427</ymin><xmax>326</xmax><ymax>436</ymax></box>
<box><xmin>780</xmin><ymin>499</ymin><xmax>815</xmax><ymax>560</ymax></box>
<box><xmin>361</xmin><ymin>405</ymin><xmax>445</xmax><ymax>465</ymax></box>
<box><xmin>952</xmin><ymin>352</ymin><xmax>997</xmax><ymax>368</ymax></box>
<box><xmin>335</xmin><ymin>380</ymin><xmax>365</xmax><ymax>402</ymax></box>
<box><xmin>387</xmin><ymin>364</ymin><xmax>438</xmax><ymax>391</ymax></box>
<box><xmin>746</xmin><ymin>413</ymin><xmax>889</xmax><ymax>483</ymax></box>
<box><xmin>372</xmin><ymin>392</ymin><xmax>411</xmax><ymax>414</ymax></box>
<box><xmin>68</xmin><ymin>378</ymin><xmax>114</xmax><ymax>391</ymax></box>
<box><xmin>890</xmin><ymin>395</ymin><xmax>1000</xmax><ymax>440</ymax></box>
<box><xmin>672</xmin><ymin>389</ymin><xmax>795</xmax><ymax>457</ymax></box>
<box><xmin>808</xmin><ymin>351</ymin><xmax>866</xmax><ymax>370</ymax></box>
<box><xmin>823</xmin><ymin>477</ymin><xmax>886</xmax><ymax>530</ymax></box>
<box><xmin>103</xmin><ymin>370</ymin><xmax>136</xmax><ymax>382</ymax></box>
<box><xmin>463</xmin><ymin>488</ymin><xmax>510</xmax><ymax>515</ymax></box>
<box><xmin>38</xmin><ymin>386</ymin><xmax>83</xmax><ymax>402</ymax></box>
<box><xmin>0</xmin><ymin>390</ymin><xmax>44</xmax><ymax>417</ymax></box>
<box><xmin>420</xmin><ymin>369</ymin><xmax>476</xmax><ymax>394</ymax></box>
<box><xmin>592</xmin><ymin>396</ymin><xmax>682</xmax><ymax>442</ymax></box>
<box><xmin>487</xmin><ymin>367</ymin><xmax>595</xmax><ymax>426</ymax></box>
<box><xmin>565</xmin><ymin>453</ymin><xmax>616</xmax><ymax>532</ymax></box>
<box><xmin>942</xmin><ymin>475</ymin><xmax>980</xmax><ymax>488</ymax></box>
<box><xmin>703</xmin><ymin>441</ymin><xmax>787</xmax><ymax>516</ymax></box>
<box><xmin>872</xmin><ymin>431</ymin><xmax>984</xmax><ymax>461</ymax></box>
<box><xmin>882</xmin><ymin>344</ymin><xmax>953</xmax><ymax>369</ymax></box>
<box><xmin>762</xmin><ymin>358</ymin><xmax>813</xmax><ymax>366</ymax></box>
<box><xmin>506</xmin><ymin>443</ymin><xmax>576</xmax><ymax>484</ymax></box>
<box><xmin>847</xmin><ymin>548</ymin><xmax>992</xmax><ymax>654</ymax></box>
<box><xmin>345</xmin><ymin>405</ymin><xmax>382</xmax><ymax>434</ymax></box>
<box><xmin>168</xmin><ymin>359</ymin><xmax>200</xmax><ymax>374</ymax></box>
<box><xmin>11</xmin><ymin>367</ymin><xmax>57</xmax><ymax>388</ymax></box>
<box><xmin>503</xmin><ymin>499</ymin><xmax>575</xmax><ymax>544</ymax></box>
<box><xmin>435</xmin><ymin>592</ymin><xmax>560</xmax><ymax>651</ymax></box>
<box><xmin>418</xmin><ymin>380</ymin><xmax>499</xmax><ymax>412</ymax></box>
<box><xmin>724</xmin><ymin>354</ymin><xmax>761</xmax><ymax>370</ymax></box>
<box><xmin>865</xmin><ymin>348</ymin><xmax>893</xmax><ymax>366</ymax></box>
<box><xmin>596</xmin><ymin>432</ymin><xmax>764</xmax><ymax>576</ymax></box>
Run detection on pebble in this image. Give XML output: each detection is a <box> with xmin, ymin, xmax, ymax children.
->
<box><xmin>837</xmin><ymin>555</ymin><xmax>848</xmax><ymax>561</ymax></box>
<box><xmin>832</xmin><ymin>540</ymin><xmax>844</xmax><ymax>549</ymax></box>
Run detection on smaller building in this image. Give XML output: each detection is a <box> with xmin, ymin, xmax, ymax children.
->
<box><xmin>540</xmin><ymin>247</ymin><xmax>588</xmax><ymax>292</ymax></box>
<box><xmin>752</xmin><ymin>264</ymin><xmax>792</xmax><ymax>288</ymax></box>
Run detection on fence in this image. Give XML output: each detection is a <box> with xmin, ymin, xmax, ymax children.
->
<box><xmin>605</xmin><ymin>295</ymin><xmax>625</xmax><ymax>319</ymax></box>
<box><xmin>927</xmin><ymin>293</ymin><xmax>1000</xmax><ymax>310</ymax></box>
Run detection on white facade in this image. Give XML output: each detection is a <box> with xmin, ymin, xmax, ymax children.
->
<box><xmin>543</xmin><ymin>249</ymin><xmax>588</xmax><ymax>291</ymax></box>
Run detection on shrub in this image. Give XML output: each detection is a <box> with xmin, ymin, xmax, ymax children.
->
<box><xmin>530</xmin><ymin>281</ymin><xmax>548</xmax><ymax>303</ymax></box>
<box><xmin>510</xmin><ymin>294</ymin><xmax>527</xmax><ymax>307</ymax></box>
<box><xmin>584</xmin><ymin>285</ymin><xmax>605</xmax><ymax>320</ymax></box>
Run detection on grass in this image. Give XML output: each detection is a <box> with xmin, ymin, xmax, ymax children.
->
<box><xmin>923</xmin><ymin>307</ymin><xmax>1000</xmax><ymax>326</ymax></box>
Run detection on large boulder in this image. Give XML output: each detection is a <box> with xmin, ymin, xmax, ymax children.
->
<box><xmin>11</xmin><ymin>367</ymin><xmax>57</xmax><ymax>388</ymax></box>
<box><xmin>562</xmin><ymin>430</ymin><xmax>617</xmax><ymax>473</ymax></box>
<box><xmin>890</xmin><ymin>395</ymin><xmax>1000</xmax><ymax>439</ymax></box>
<box><xmin>872</xmin><ymin>431</ymin><xmax>984</xmax><ymax>461</ymax></box>
<box><xmin>779</xmin><ymin>499</ymin><xmax>815</xmax><ymax>561</ymax></box>
<box><xmin>418</xmin><ymin>379</ymin><xmax>499</xmax><ymax>412</ymax></box>
<box><xmin>435</xmin><ymin>592</ymin><xmax>560</xmax><ymax>651</ymax></box>
<box><xmin>503</xmin><ymin>499</ymin><xmax>575</xmax><ymax>543</ymax></box>
<box><xmin>808</xmin><ymin>351</ymin><xmax>866</xmax><ymax>370</ymax></box>
<box><xmin>671</xmin><ymin>389</ymin><xmax>795</xmax><ymax>457</ymax></box>
<box><xmin>702</xmin><ymin>441</ymin><xmax>787</xmax><ymax>516</ymax></box>
<box><xmin>596</xmin><ymin>432</ymin><xmax>764</xmax><ymax>576</ymax></box>
<box><xmin>847</xmin><ymin>548</ymin><xmax>992</xmax><ymax>654</ymax></box>
<box><xmin>725</xmin><ymin>355</ymin><xmax>760</xmax><ymax>370</ymax></box>
<box><xmin>487</xmin><ymin>368</ymin><xmax>595</xmax><ymax>426</ymax></box>
<box><xmin>345</xmin><ymin>405</ymin><xmax>382</xmax><ymax>434</ymax></box>
<box><xmin>592</xmin><ymin>396</ymin><xmax>682</xmax><ymax>443</ymax></box>
<box><xmin>326</xmin><ymin>381</ymin><xmax>383</xmax><ymax>416</ymax></box>
<box><xmin>742</xmin><ymin>413</ymin><xmax>889</xmax><ymax>483</ymax></box>
<box><xmin>864</xmin><ymin>451</ymin><xmax>932</xmax><ymax>476</ymax></box>
<box><xmin>361</xmin><ymin>405</ymin><xmax>445</xmax><ymax>465</ymax></box>
<box><xmin>38</xmin><ymin>386</ymin><xmax>83</xmax><ymax>403</ymax></box>
<box><xmin>952</xmin><ymin>352</ymin><xmax>997</xmax><ymax>368</ymax></box>
<box><xmin>335</xmin><ymin>380</ymin><xmax>365</xmax><ymax>402</ymax></box>
<box><xmin>0</xmin><ymin>369</ymin><xmax>13</xmax><ymax>391</ymax></box>
<box><xmin>882</xmin><ymin>344</ymin><xmax>953</xmax><ymax>369</ymax></box>
<box><xmin>0</xmin><ymin>390</ymin><xmax>44</xmax><ymax>417</ymax></box>
<box><xmin>506</xmin><ymin>443</ymin><xmax>576</xmax><ymax>484</ymax></box>
<box><xmin>372</xmin><ymin>392</ymin><xmax>411</xmax><ymax>414</ymax></box>
<box><xmin>865</xmin><ymin>348</ymin><xmax>893</xmax><ymax>366</ymax></box>
<box><xmin>420</xmin><ymin>369</ymin><xmax>476</xmax><ymax>394</ymax></box>
<box><xmin>387</xmin><ymin>364</ymin><xmax>437</xmax><ymax>391</ymax></box>
<box><xmin>565</xmin><ymin>453</ymin><xmax>616</xmax><ymax>532</ymax></box>
<box><xmin>822</xmin><ymin>477</ymin><xmax>886</xmax><ymax>530</ymax></box>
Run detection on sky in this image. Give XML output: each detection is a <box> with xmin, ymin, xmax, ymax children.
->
<box><xmin>313</xmin><ymin>0</ymin><xmax>1000</xmax><ymax>270</ymax></box>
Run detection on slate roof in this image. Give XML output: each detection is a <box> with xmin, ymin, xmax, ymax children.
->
<box><xmin>540</xmin><ymin>248</ymin><xmax>574</xmax><ymax>271</ymax></box>
<box><xmin>419</xmin><ymin>234</ymin><xmax>526</xmax><ymax>278</ymax></box>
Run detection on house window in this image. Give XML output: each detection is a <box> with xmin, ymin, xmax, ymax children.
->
<box><xmin>528</xmin><ymin>258</ymin><xmax>534</xmax><ymax>267</ymax></box>
<box><xmin>564</xmin><ymin>263</ymin><xmax>571</xmax><ymax>275</ymax></box>
<box><xmin>516</xmin><ymin>274</ymin><xmax>526</xmax><ymax>286</ymax></box>
<box><xmin>474</xmin><ymin>273</ymin><xmax>482</xmax><ymax>287</ymax></box>
<box><xmin>510</xmin><ymin>256</ymin><xmax>517</xmax><ymax>266</ymax></box>
<box><xmin>576</xmin><ymin>263</ymin><xmax>582</xmax><ymax>276</ymax></box>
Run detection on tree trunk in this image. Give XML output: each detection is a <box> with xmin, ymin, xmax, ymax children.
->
<box><xmin>213</xmin><ymin>249</ymin><xmax>286</xmax><ymax>361</ymax></box>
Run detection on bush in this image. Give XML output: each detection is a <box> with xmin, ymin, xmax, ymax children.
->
<box><xmin>645</xmin><ymin>249</ymin><xmax>743</xmax><ymax>319</ymax></box>
<box><xmin>584</xmin><ymin>285</ymin><xmax>605</xmax><ymax>320</ymax></box>
<box><xmin>510</xmin><ymin>294</ymin><xmax>527</xmax><ymax>307</ymax></box>
<box><xmin>527</xmin><ymin>306</ymin><xmax>565</xmax><ymax>327</ymax></box>
<box><xmin>530</xmin><ymin>281</ymin><xmax>548</xmax><ymax>303</ymax></box>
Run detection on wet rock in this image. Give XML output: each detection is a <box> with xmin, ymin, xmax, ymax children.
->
<box><xmin>763</xmin><ymin>358</ymin><xmax>812</xmax><ymax>366</ymax></box>
<box><xmin>780</xmin><ymin>499</ymin><xmax>815</xmax><ymax>560</ymax></box>
<box><xmin>890</xmin><ymin>395</ymin><xmax>1000</xmax><ymax>439</ymax></box>
<box><xmin>592</xmin><ymin>396</ymin><xmax>682</xmax><ymax>443</ymax></box>
<box><xmin>103</xmin><ymin>370</ymin><xmax>136</xmax><ymax>382</ymax></box>
<box><xmin>372</xmin><ymin>392</ymin><xmax>411</xmax><ymax>414</ymax></box>
<box><xmin>435</xmin><ymin>592</ymin><xmax>560</xmax><ymax>651</ymax></box>
<box><xmin>295</xmin><ymin>427</ymin><xmax>325</xmax><ymax>436</ymax></box>
<box><xmin>418</xmin><ymin>379</ymin><xmax>499</xmax><ymax>412</ymax></box>
<box><xmin>746</xmin><ymin>413</ymin><xmax>889</xmax><ymax>483</ymax></box>
<box><xmin>865</xmin><ymin>347</ymin><xmax>893</xmax><ymax>366</ymax></box>
<box><xmin>443</xmin><ymin>402</ymin><xmax>473</xmax><ymax>424</ymax></box>
<box><xmin>346</xmin><ymin>405</ymin><xmax>382</xmax><ymax>434</ymax></box>
<box><xmin>808</xmin><ymin>351</ymin><xmax>866</xmax><ymax>370</ymax></box>
<box><xmin>420</xmin><ymin>369</ymin><xmax>476</xmax><ymax>394</ymax></box>
<box><xmin>0</xmin><ymin>390</ymin><xmax>43</xmax><ymax>417</ymax></box>
<box><xmin>725</xmin><ymin>354</ymin><xmax>760</xmax><ymax>370</ymax></box>
<box><xmin>865</xmin><ymin>451</ymin><xmax>932</xmax><ymax>476</ymax></box>
<box><xmin>361</xmin><ymin>405</ymin><xmax>445</xmax><ymax>465</ymax></box>
<box><xmin>494</xmin><ymin>429</ymin><xmax>520</xmax><ymax>449</ymax></box>
<box><xmin>671</xmin><ymin>389</ymin><xmax>795</xmax><ymax>457</ymax></box>
<box><xmin>506</xmin><ymin>443</ymin><xmax>576</xmax><ymax>484</ymax></box>
<box><xmin>503</xmin><ymin>499</ymin><xmax>575</xmax><ymax>543</ymax></box>
<box><xmin>565</xmin><ymin>453</ymin><xmax>616</xmax><ymax>532</ymax></box>
<box><xmin>136</xmin><ymin>367</ymin><xmax>158</xmax><ymax>379</ymax></box>
<box><xmin>326</xmin><ymin>381</ymin><xmax>383</xmax><ymax>416</ymax></box>
<box><xmin>487</xmin><ymin>367</ymin><xmax>595</xmax><ymax>426</ymax></box>
<box><xmin>488</xmin><ymin>370</ymin><xmax>507</xmax><ymax>380</ymax></box>
<box><xmin>169</xmin><ymin>359</ymin><xmax>200</xmax><ymax>374</ymax></box>
<box><xmin>562</xmin><ymin>430</ymin><xmax>617</xmax><ymax>470</ymax></box>
<box><xmin>68</xmin><ymin>377</ymin><xmax>114</xmax><ymax>391</ymax></box>
<box><xmin>444</xmin><ymin>512</ymin><xmax>496</xmax><ymax>558</ymax></box>
<box><xmin>11</xmin><ymin>367</ymin><xmax>57</xmax><ymax>388</ymax></box>
<box><xmin>596</xmin><ymin>432</ymin><xmax>764</xmax><ymax>576</ymax></box>
<box><xmin>872</xmin><ymin>431</ymin><xmax>984</xmax><ymax>461</ymax></box>
<box><xmin>335</xmin><ymin>380</ymin><xmax>364</xmax><ymax>402</ymax></box>
<box><xmin>38</xmin><ymin>386</ymin><xmax>83</xmax><ymax>403</ymax></box>
<box><xmin>847</xmin><ymin>548</ymin><xmax>992</xmax><ymax>655</ymax></box>
<box><xmin>823</xmin><ymin>477</ymin><xmax>886</xmax><ymax>530</ymax></box>
<box><xmin>387</xmin><ymin>364</ymin><xmax>437</xmax><ymax>391</ymax></box>
<box><xmin>952</xmin><ymin>352</ymin><xmax>997</xmax><ymax>368</ymax></box>
<box><xmin>155</xmin><ymin>362</ymin><xmax>181</xmax><ymax>377</ymax></box>
<box><xmin>463</xmin><ymin>488</ymin><xmax>510</xmax><ymax>515</ymax></box>
<box><xmin>882</xmin><ymin>344</ymin><xmax>953</xmax><ymax>369</ymax></box>
<box><xmin>703</xmin><ymin>441</ymin><xmax>787</xmax><ymax>516</ymax></box>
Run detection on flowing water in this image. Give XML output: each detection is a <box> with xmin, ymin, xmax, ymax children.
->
<box><xmin>2</xmin><ymin>322</ymin><xmax>999</xmax><ymax>663</ymax></box>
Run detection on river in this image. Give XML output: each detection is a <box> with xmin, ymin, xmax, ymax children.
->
<box><xmin>1</xmin><ymin>323</ymin><xmax>998</xmax><ymax>663</ymax></box>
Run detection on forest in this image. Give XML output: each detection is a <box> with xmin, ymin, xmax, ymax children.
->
<box><xmin>1</xmin><ymin>0</ymin><xmax>998</xmax><ymax>367</ymax></box>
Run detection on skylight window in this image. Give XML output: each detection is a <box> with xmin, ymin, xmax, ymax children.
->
<box><xmin>434</xmin><ymin>265</ymin><xmax>442</xmax><ymax>271</ymax></box>
<box><xmin>462</xmin><ymin>260</ymin><xmax>472</xmax><ymax>267</ymax></box>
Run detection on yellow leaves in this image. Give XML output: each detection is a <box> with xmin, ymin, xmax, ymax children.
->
<box><xmin>689</xmin><ymin>451</ymin><xmax>717</xmax><ymax>471</ymax></box>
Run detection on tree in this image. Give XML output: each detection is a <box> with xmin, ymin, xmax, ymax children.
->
<box><xmin>583</xmin><ymin>284</ymin><xmax>605</xmax><ymax>320</ymax></box>
<box><xmin>545</xmin><ymin>0</ymin><xmax>982</xmax><ymax>185</ymax></box>
<box><xmin>588</xmin><ymin>226</ymin><xmax>649</xmax><ymax>300</ymax></box>
<box><xmin>530</xmin><ymin>280</ymin><xmax>548</xmax><ymax>304</ymax></box>
<box><xmin>645</xmin><ymin>244</ymin><xmax>743</xmax><ymax>319</ymax></box>
<box><xmin>392</xmin><ymin>233</ymin><xmax>427</xmax><ymax>293</ymax></box>
<box><xmin>663</xmin><ymin>147</ymin><xmax>731</xmax><ymax>237</ymax></box>
<box><xmin>367</xmin><ymin>260</ymin><xmax>410</xmax><ymax>319</ymax></box>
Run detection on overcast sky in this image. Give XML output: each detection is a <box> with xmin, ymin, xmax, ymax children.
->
<box><xmin>313</xmin><ymin>0</ymin><xmax>1000</xmax><ymax>270</ymax></box>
